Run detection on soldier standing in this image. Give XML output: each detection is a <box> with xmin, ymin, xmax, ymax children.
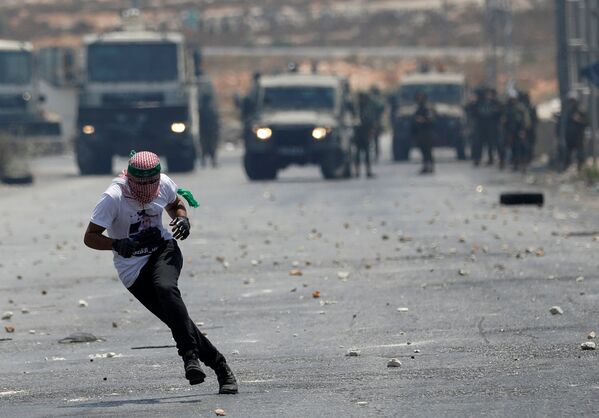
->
<box><xmin>368</xmin><ymin>86</ymin><xmax>386</xmax><ymax>163</ymax></box>
<box><xmin>471</xmin><ymin>88</ymin><xmax>503</xmax><ymax>166</ymax></box>
<box><xmin>411</xmin><ymin>92</ymin><xmax>436</xmax><ymax>174</ymax></box>
<box><xmin>354</xmin><ymin>92</ymin><xmax>376</xmax><ymax>178</ymax></box>
<box><xmin>199</xmin><ymin>91</ymin><xmax>220</xmax><ymax>168</ymax></box>
<box><xmin>502</xmin><ymin>91</ymin><xmax>531</xmax><ymax>172</ymax></box>
<box><xmin>558</xmin><ymin>92</ymin><xmax>589</xmax><ymax>171</ymax></box>
<box><xmin>518</xmin><ymin>91</ymin><xmax>538</xmax><ymax>164</ymax></box>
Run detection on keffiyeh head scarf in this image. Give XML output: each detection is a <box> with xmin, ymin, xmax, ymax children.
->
<box><xmin>125</xmin><ymin>151</ymin><xmax>161</xmax><ymax>204</ymax></box>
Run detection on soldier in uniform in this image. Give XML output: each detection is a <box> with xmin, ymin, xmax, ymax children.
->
<box><xmin>354</xmin><ymin>92</ymin><xmax>376</xmax><ymax>178</ymax></box>
<box><xmin>199</xmin><ymin>91</ymin><xmax>220</xmax><ymax>168</ymax></box>
<box><xmin>368</xmin><ymin>86</ymin><xmax>386</xmax><ymax>163</ymax></box>
<box><xmin>411</xmin><ymin>92</ymin><xmax>436</xmax><ymax>174</ymax></box>
<box><xmin>501</xmin><ymin>91</ymin><xmax>531</xmax><ymax>172</ymax></box>
<box><xmin>471</xmin><ymin>87</ymin><xmax>503</xmax><ymax>166</ymax></box>
<box><xmin>518</xmin><ymin>91</ymin><xmax>538</xmax><ymax>164</ymax></box>
<box><xmin>558</xmin><ymin>91</ymin><xmax>589</xmax><ymax>171</ymax></box>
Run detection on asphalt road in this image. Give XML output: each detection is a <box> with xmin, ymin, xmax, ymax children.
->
<box><xmin>1</xmin><ymin>145</ymin><xmax>599</xmax><ymax>417</ymax></box>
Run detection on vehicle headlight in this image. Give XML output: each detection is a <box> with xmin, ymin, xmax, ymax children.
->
<box><xmin>82</xmin><ymin>125</ymin><xmax>95</xmax><ymax>135</ymax></box>
<box><xmin>171</xmin><ymin>122</ymin><xmax>186</xmax><ymax>133</ymax></box>
<box><xmin>312</xmin><ymin>127</ymin><xmax>329</xmax><ymax>140</ymax></box>
<box><xmin>255</xmin><ymin>127</ymin><xmax>272</xmax><ymax>141</ymax></box>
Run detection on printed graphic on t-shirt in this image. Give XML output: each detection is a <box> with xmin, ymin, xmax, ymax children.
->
<box><xmin>129</xmin><ymin>209</ymin><xmax>162</xmax><ymax>257</ymax></box>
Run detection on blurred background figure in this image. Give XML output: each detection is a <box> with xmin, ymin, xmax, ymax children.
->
<box><xmin>557</xmin><ymin>91</ymin><xmax>589</xmax><ymax>172</ymax></box>
<box><xmin>411</xmin><ymin>92</ymin><xmax>436</xmax><ymax>174</ymax></box>
<box><xmin>518</xmin><ymin>90</ymin><xmax>538</xmax><ymax>165</ymax></box>
<box><xmin>199</xmin><ymin>89</ymin><xmax>220</xmax><ymax>168</ymax></box>
<box><xmin>470</xmin><ymin>86</ymin><xmax>503</xmax><ymax>167</ymax></box>
<box><xmin>368</xmin><ymin>86</ymin><xmax>385</xmax><ymax>163</ymax></box>
<box><xmin>354</xmin><ymin>92</ymin><xmax>376</xmax><ymax>178</ymax></box>
<box><xmin>501</xmin><ymin>90</ymin><xmax>531</xmax><ymax>172</ymax></box>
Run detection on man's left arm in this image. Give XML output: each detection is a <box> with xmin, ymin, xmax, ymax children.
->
<box><xmin>166</xmin><ymin>196</ymin><xmax>191</xmax><ymax>240</ymax></box>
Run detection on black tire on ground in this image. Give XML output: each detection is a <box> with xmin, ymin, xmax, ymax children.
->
<box><xmin>500</xmin><ymin>192</ymin><xmax>544</xmax><ymax>206</ymax></box>
<box><xmin>321</xmin><ymin>149</ymin><xmax>348</xmax><ymax>180</ymax></box>
<box><xmin>76</xmin><ymin>142</ymin><xmax>112</xmax><ymax>175</ymax></box>
<box><xmin>1</xmin><ymin>174</ymin><xmax>33</xmax><ymax>185</ymax></box>
<box><xmin>168</xmin><ymin>147</ymin><xmax>196</xmax><ymax>173</ymax></box>
<box><xmin>244</xmin><ymin>153</ymin><xmax>277</xmax><ymax>181</ymax></box>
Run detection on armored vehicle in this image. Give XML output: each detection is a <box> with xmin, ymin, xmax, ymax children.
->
<box><xmin>75</xmin><ymin>30</ymin><xmax>199</xmax><ymax>174</ymax></box>
<box><xmin>243</xmin><ymin>73</ymin><xmax>354</xmax><ymax>180</ymax></box>
<box><xmin>392</xmin><ymin>72</ymin><xmax>467</xmax><ymax>161</ymax></box>
<box><xmin>0</xmin><ymin>40</ymin><xmax>62</xmax><ymax>184</ymax></box>
<box><xmin>0</xmin><ymin>40</ymin><xmax>61</xmax><ymax>142</ymax></box>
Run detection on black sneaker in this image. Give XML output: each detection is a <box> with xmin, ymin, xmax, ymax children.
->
<box><xmin>214</xmin><ymin>363</ymin><xmax>238</xmax><ymax>394</ymax></box>
<box><xmin>183</xmin><ymin>350</ymin><xmax>206</xmax><ymax>385</ymax></box>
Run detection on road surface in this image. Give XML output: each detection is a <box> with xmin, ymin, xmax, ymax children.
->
<box><xmin>1</xmin><ymin>145</ymin><xmax>599</xmax><ymax>417</ymax></box>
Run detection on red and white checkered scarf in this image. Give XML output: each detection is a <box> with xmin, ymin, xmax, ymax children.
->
<box><xmin>125</xmin><ymin>151</ymin><xmax>161</xmax><ymax>204</ymax></box>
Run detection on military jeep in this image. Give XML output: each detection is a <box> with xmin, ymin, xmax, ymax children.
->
<box><xmin>392</xmin><ymin>72</ymin><xmax>467</xmax><ymax>161</ymax></box>
<box><xmin>242</xmin><ymin>73</ymin><xmax>354</xmax><ymax>180</ymax></box>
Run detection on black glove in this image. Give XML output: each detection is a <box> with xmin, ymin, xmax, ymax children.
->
<box><xmin>112</xmin><ymin>238</ymin><xmax>137</xmax><ymax>258</ymax></box>
<box><xmin>170</xmin><ymin>216</ymin><xmax>190</xmax><ymax>240</ymax></box>
<box><xmin>133</xmin><ymin>227</ymin><xmax>163</xmax><ymax>247</ymax></box>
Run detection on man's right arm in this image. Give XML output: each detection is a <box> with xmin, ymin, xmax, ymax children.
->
<box><xmin>84</xmin><ymin>222</ymin><xmax>114</xmax><ymax>251</ymax></box>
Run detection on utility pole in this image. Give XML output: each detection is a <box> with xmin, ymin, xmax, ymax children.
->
<box><xmin>555</xmin><ymin>0</ymin><xmax>569</xmax><ymax>157</ymax></box>
<box><xmin>485</xmin><ymin>0</ymin><xmax>498</xmax><ymax>89</ymax></box>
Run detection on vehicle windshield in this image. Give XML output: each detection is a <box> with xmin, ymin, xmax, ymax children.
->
<box><xmin>87</xmin><ymin>42</ymin><xmax>178</xmax><ymax>82</ymax></box>
<box><xmin>261</xmin><ymin>86</ymin><xmax>336</xmax><ymax>111</ymax></box>
<box><xmin>0</xmin><ymin>51</ymin><xmax>32</xmax><ymax>84</ymax></box>
<box><xmin>400</xmin><ymin>83</ymin><xmax>463</xmax><ymax>104</ymax></box>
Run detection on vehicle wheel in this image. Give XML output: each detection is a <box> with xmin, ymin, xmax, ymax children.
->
<box><xmin>392</xmin><ymin>136</ymin><xmax>411</xmax><ymax>161</ymax></box>
<box><xmin>76</xmin><ymin>141</ymin><xmax>112</xmax><ymax>175</ymax></box>
<box><xmin>168</xmin><ymin>146</ymin><xmax>196</xmax><ymax>173</ymax></box>
<box><xmin>244</xmin><ymin>153</ymin><xmax>277</xmax><ymax>181</ymax></box>
<box><xmin>321</xmin><ymin>149</ymin><xmax>346</xmax><ymax>180</ymax></box>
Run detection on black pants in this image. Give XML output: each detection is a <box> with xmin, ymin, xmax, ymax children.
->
<box><xmin>128</xmin><ymin>239</ymin><xmax>225</xmax><ymax>368</ymax></box>
<box><xmin>416</xmin><ymin>134</ymin><xmax>434</xmax><ymax>169</ymax></box>
<box><xmin>354</xmin><ymin>142</ymin><xmax>372</xmax><ymax>175</ymax></box>
<box><xmin>472</xmin><ymin>125</ymin><xmax>498</xmax><ymax>164</ymax></box>
<box><xmin>564</xmin><ymin>138</ymin><xmax>585</xmax><ymax>170</ymax></box>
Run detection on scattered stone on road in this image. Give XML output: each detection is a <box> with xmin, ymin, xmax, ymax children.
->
<box><xmin>78</xmin><ymin>299</ymin><xmax>88</xmax><ymax>308</ymax></box>
<box><xmin>4</xmin><ymin>325</ymin><xmax>15</xmax><ymax>333</ymax></box>
<box><xmin>337</xmin><ymin>271</ymin><xmax>350</xmax><ymax>280</ymax></box>
<box><xmin>215</xmin><ymin>408</ymin><xmax>226</xmax><ymax>416</ymax></box>
<box><xmin>458</xmin><ymin>269</ymin><xmax>469</xmax><ymax>276</ymax></box>
<box><xmin>346</xmin><ymin>349</ymin><xmax>360</xmax><ymax>357</ymax></box>
<box><xmin>387</xmin><ymin>358</ymin><xmax>401</xmax><ymax>367</ymax></box>
<box><xmin>289</xmin><ymin>269</ymin><xmax>303</xmax><ymax>276</ymax></box>
<box><xmin>397</xmin><ymin>307</ymin><xmax>409</xmax><ymax>313</ymax></box>
<box><xmin>2</xmin><ymin>311</ymin><xmax>13</xmax><ymax>320</ymax></box>
<box><xmin>581</xmin><ymin>342</ymin><xmax>596</xmax><ymax>350</ymax></box>
<box><xmin>588</xmin><ymin>331</ymin><xmax>596</xmax><ymax>340</ymax></box>
<box><xmin>549</xmin><ymin>306</ymin><xmax>564</xmax><ymax>315</ymax></box>
<box><xmin>312</xmin><ymin>290</ymin><xmax>321</xmax><ymax>298</ymax></box>
<box><xmin>357</xmin><ymin>401</ymin><xmax>368</xmax><ymax>406</ymax></box>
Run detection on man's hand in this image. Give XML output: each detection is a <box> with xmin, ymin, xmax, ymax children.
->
<box><xmin>134</xmin><ymin>227</ymin><xmax>162</xmax><ymax>247</ymax></box>
<box><xmin>112</xmin><ymin>238</ymin><xmax>137</xmax><ymax>258</ymax></box>
<box><xmin>170</xmin><ymin>216</ymin><xmax>191</xmax><ymax>240</ymax></box>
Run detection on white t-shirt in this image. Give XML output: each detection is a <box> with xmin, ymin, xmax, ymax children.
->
<box><xmin>90</xmin><ymin>173</ymin><xmax>178</xmax><ymax>287</ymax></box>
